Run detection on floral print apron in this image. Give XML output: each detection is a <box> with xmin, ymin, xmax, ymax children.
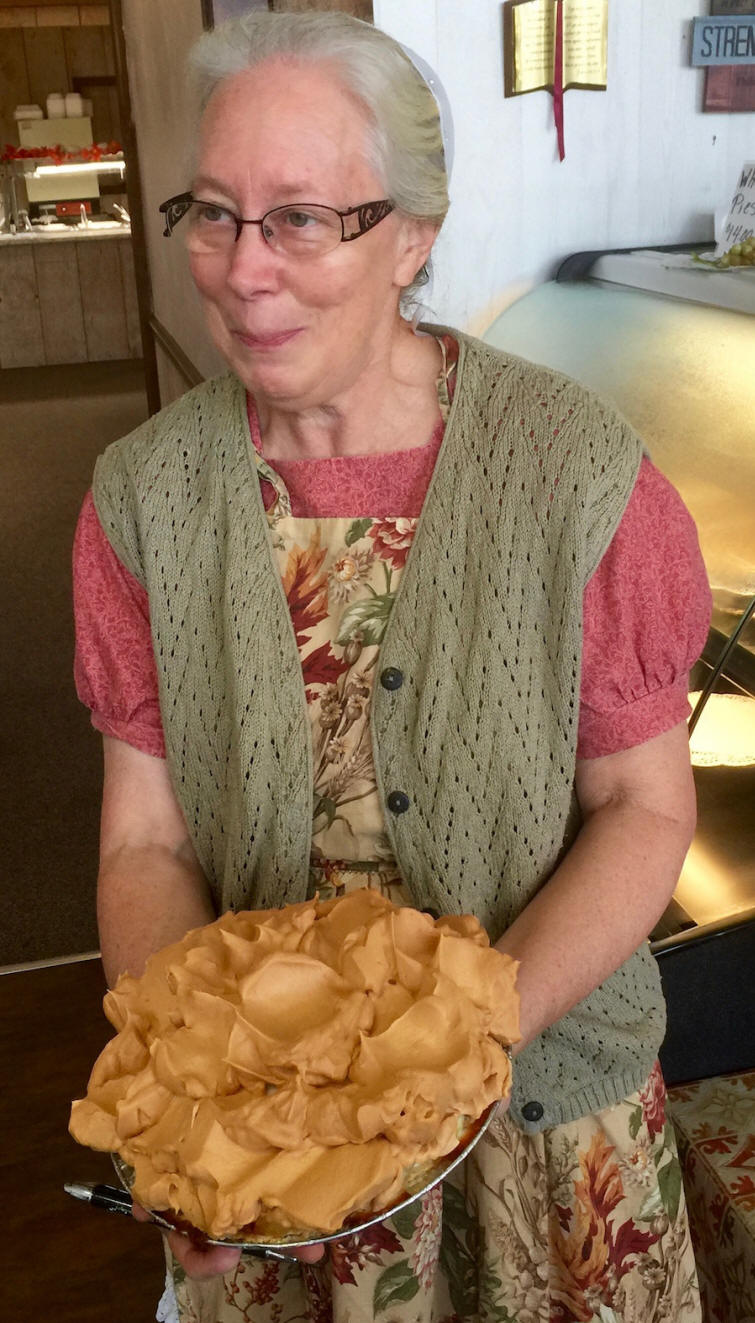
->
<box><xmin>161</xmin><ymin>381</ymin><xmax>701</xmax><ymax>1323</ymax></box>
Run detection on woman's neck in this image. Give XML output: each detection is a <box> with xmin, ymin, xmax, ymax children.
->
<box><xmin>255</xmin><ymin>327</ymin><xmax>443</xmax><ymax>461</ymax></box>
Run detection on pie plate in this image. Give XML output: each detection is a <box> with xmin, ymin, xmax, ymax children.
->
<box><xmin>111</xmin><ymin>1099</ymin><xmax>500</xmax><ymax>1252</ymax></box>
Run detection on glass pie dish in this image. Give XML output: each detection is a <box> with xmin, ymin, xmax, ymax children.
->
<box><xmin>111</xmin><ymin>1099</ymin><xmax>500</xmax><ymax>1252</ymax></box>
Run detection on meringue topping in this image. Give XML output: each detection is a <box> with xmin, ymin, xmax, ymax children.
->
<box><xmin>70</xmin><ymin>890</ymin><xmax>519</xmax><ymax>1238</ymax></box>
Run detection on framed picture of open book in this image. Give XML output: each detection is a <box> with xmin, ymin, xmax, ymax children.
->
<box><xmin>503</xmin><ymin>0</ymin><xmax>608</xmax><ymax>98</ymax></box>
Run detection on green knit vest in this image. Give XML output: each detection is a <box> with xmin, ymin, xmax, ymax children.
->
<box><xmin>92</xmin><ymin>328</ymin><xmax>665</xmax><ymax>1132</ymax></box>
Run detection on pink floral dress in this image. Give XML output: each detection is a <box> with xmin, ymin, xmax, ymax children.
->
<box><xmin>151</xmin><ymin>351</ymin><xmax>702</xmax><ymax>1323</ymax></box>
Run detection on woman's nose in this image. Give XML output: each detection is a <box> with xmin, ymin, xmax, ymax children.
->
<box><xmin>224</xmin><ymin>223</ymin><xmax>283</xmax><ymax>296</ymax></box>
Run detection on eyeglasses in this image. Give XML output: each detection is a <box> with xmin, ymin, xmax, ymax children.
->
<box><xmin>159</xmin><ymin>192</ymin><xmax>394</xmax><ymax>258</ymax></box>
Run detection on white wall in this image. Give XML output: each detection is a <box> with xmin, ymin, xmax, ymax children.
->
<box><xmin>374</xmin><ymin>0</ymin><xmax>754</xmax><ymax>335</ymax></box>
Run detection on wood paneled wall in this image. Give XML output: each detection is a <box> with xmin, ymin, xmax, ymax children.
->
<box><xmin>0</xmin><ymin>9</ymin><xmax>119</xmax><ymax>147</ymax></box>
<box><xmin>0</xmin><ymin>237</ymin><xmax>140</xmax><ymax>367</ymax></box>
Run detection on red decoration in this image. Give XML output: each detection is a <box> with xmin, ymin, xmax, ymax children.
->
<box><xmin>553</xmin><ymin>0</ymin><xmax>566</xmax><ymax>161</ymax></box>
<box><xmin>1</xmin><ymin>142</ymin><xmax>123</xmax><ymax>165</ymax></box>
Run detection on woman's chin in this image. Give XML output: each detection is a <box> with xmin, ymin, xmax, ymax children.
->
<box><xmin>216</xmin><ymin>334</ymin><xmax>311</xmax><ymax>405</ymax></box>
<box><xmin>221</xmin><ymin>346</ymin><xmax>292</xmax><ymax>401</ymax></box>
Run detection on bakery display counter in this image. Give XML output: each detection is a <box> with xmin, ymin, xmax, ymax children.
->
<box><xmin>0</xmin><ymin>145</ymin><xmax>139</xmax><ymax>366</ymax></box>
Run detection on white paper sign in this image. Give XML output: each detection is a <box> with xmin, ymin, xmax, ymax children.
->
<box><xmin>715</xmin><ymin>161</ymin><xmax>755</xmax><ymax>256</ymax></box>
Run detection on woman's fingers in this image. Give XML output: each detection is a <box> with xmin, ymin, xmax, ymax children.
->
<box><xmin>133</xmin><ymin>1199</ymin><xmax>326</xmax><ymax>1275</ymax></box>
<box><xmin>167</xmin><ymin>1228</ymin><xmax>242</xmax><ymax>1281</ymax></box>
<box><xmin>288</xmin><ymin>1242</ymin><xmax>326</xmax><ymax>1263</ymax></box>
<box><xmin>166</xmin><ymin>1229</ymin><xmax>327</xmax><ymax>1278</ymax></box>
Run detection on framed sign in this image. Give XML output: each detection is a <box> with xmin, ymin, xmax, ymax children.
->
<box><xmin>702</xmin><ymin>0</ymin><xmax>755</xmax><ymax>111</ymax></box>
<box><xmin>503</xmin><ymin>0</ymin><xmax>607</xmax><ymax>161</ymax></box>
<box><xmin>692</xmin><ymin>15</ymin><xmax>755</xmax><ymax>63</ymax></box>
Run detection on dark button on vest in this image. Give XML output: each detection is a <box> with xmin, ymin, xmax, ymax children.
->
<box><xmin>380</xmin><ymin>667</ymin><xmax>404</xmax><ymax>691</ymax></box>
<box><xmin>387</xmin><ymin>790</ymin><xmax>410</xmax><ymax>815</ymax></box>
<box><xmin>521</xmin><ymin>1100</ymin><xmax>544</xmax><ymax>1123</ymax></box>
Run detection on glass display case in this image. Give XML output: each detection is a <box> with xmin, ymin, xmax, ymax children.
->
<box><xmin>0</xmin><ymin>153</ymin><xmax>128</xmax><ymax>237</ymax></box>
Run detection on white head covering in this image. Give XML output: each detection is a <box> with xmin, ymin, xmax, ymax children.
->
<box><xmin>393</xmin><ymin>43</ymin><xmax>453</xmax><ymax>323</ymax></box>
<box><xmin>397</xmin><ymin>42</ymin><xmax>454</xmax><ymax>184</ymax></box>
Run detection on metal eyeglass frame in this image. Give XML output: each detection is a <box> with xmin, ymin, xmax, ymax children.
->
<box><xmin>158</xmin><ymin>192</ymin><xmax>394</xmax><ymax>249</ymax></box>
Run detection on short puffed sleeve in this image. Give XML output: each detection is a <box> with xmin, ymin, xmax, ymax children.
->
<box><xmin>578</xmin><ymin>457</ymin><xmax>712</xmax><ymax>759</ymax></box>
<box><xmin>73</xmin><ymin>491</ymin><xmax>166</xmax><ymax>758</ymax></box>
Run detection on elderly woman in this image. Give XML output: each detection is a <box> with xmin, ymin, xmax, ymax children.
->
<box><xmin>73</xmin><ymin>10</ymin><xmax>710</xmax><ymax>1323</ymax></box>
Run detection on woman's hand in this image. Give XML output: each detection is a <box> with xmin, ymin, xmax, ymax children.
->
<box><xmin>165</xmin><ymin>1229</ymin><xmax>326</xmax><ymax>1280</ymax></box>
<box><xmin>166</xmin><ymin>1228</ymin><xmax>243</xmax><ymax>1282</ymax></box>
<box><xmin>132</xmin><ymin>1201</ymin><xmax>325</xmax><ymax>1280</ymax></box>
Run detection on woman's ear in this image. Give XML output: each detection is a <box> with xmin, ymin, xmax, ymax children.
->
<box><xmin>393</xmin><ymin>218</ymin><xmax>440</xmax><ymax>289</ymax></box>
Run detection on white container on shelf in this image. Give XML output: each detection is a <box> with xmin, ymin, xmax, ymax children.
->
<box><xmin>65</xmin><ymin>92</ymin><xmax>84</xmax><ymax>118</ymax></box>
<box><xmin>46</xmin><ymin>93</ymin><xmax>66</xmax><ymax>119</ymax></box>
<box><xmin>13</xmin><ymin>104</ymin><xmax>44</xmax><ymax>121</ymax></box>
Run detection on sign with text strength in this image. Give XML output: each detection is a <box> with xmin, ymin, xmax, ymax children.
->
<box><xmin>692</xmin><ymin>15</ymin><xmax>755</xmax><ymax>64</ymax></box>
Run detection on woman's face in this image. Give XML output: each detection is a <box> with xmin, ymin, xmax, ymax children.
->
<box><xmin>189</xmin><ymin>59</ymin><xmax>435</xmax><ymax>410</ymax></box>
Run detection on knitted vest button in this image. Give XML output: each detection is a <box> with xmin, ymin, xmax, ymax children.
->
<box><xmin>521</xmin><ymin>1101</ymin><xmax>544</xmax><ymax>1123</ymax></box>
<box><xmin>387</xmin><ymin>790</ymin><xmax>410</xmax><ymax>814</ymax></box>
<box><xmin>380</xmin><ymin>667</ymin><xmax>404</xmax><ymax>690</ymax></box>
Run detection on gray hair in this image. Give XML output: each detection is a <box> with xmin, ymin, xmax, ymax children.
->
<box><xmin>189</xmin><ymin>11</ymin><xmax>450</xmax><ymax>233</ymax></box>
